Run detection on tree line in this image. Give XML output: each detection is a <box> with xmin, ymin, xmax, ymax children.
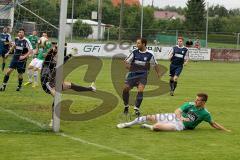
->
<box><xmin>14</xmin><ymin>0</ymin><xmax>240</xmax><ymax>39</ymax></box>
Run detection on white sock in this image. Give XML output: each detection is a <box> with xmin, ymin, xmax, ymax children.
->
<box><xmin>28</xmin><ymin>70</ymin><xmax>33</xmax><ymax>82</ymax></box>
<box><xmin>125</xmin><ymin>116</ymin><xmax>147</xmax><ymax>127</ymax></box>
<box><xmin>142</xmin><ymin>124</ymin><xmax>154</xmax><ymax>130</ymax></box>
<box><xmin>33</xmin><ymin>71</ymin><xmax>38</xmax><ymax>84</ymax></box>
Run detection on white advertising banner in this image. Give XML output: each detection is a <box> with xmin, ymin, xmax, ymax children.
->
<box><xmin>67</xmin><ymin>43</ymin><xmax>211</xmax><ymax>60</ymax></box>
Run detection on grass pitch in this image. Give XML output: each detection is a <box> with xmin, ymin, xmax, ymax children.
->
<box><xmin>0</xmin><ymin>59</ymin><xmax>239</xmax><ymax>160</ymax></box>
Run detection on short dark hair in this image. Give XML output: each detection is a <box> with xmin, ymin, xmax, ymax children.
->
<box><xmin>178</xmin><ymin>37</ymin><xmax>184</xmax><ymax>41</ymax></box>
<box><xmin>137</xmin><ymin>38</ymin><xmax>147</xmax><ymax>46</ymax></box>
<box><xmin>197</xmin><ymin>93</ymin><xmax>208</xmax><ymax>102</ymax></box>
<box><xmin>19</xmin><ymin>28</ymin><xmax>25</xmax><ymax>32</ymax></box>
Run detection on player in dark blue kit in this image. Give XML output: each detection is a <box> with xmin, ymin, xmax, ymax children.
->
<box><xmin>122</xmin><ymin>38</ymin><xmax>160</xmax><ymax>116</ymax></box>
<box><xmin>0</xmin><ymin>27</ymin><xmax>12</xmax><ymax>71</ymax></box>
<box><xmin>169</xmin><ymin>37</ymin><xmax>189</xmax><ymax>96</ymax></box>
<box><xmin>0</xmin><ymin>28</ymin><xmax>33</xmax><ymax>92</ymax></box>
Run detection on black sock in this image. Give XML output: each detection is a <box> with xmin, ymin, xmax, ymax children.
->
<box><xmin>169</xmin><ymin>80</ymin><xmax>174</xmax><ymax>91</ymax></box>
<box><xmin>52</xmin><ymin>102</ymin><xmax>54</xmax><ymax>120</ymax></box>
<box><xmin>3</xmin><ymin>75</ymin><xmax>9</xmax><ymax>84</ymax></box>
<box><xmin>70</xmin><ymin>83</ymin><xmax>92</xmax><ymax>92</ymax></box>
<box><xmin>18</xmin><ymin>78</ymin><xmax>23</xmax><ymax>87</ymax></box>
<box><xmin>135</xmin><ymin>92</ymin><xmax>143</xmax><ymax>109</ymax></box>
<box><xmin>2</xmin><ymin>63</ymin><xmax>5</xmax><ymax>71</ymax></box>
<box><xmin>173</xmin><ymin>81</ymin><xmax>178</xmax><ymax>91</ymax></box>
<box><xmin>122</xmin><ymin>90</ymin><xmax>129</xmax><ymax>106</ymax></box>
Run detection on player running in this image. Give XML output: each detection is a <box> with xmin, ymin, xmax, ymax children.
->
<box><xmin>24</xmin><ymin>32</ymin><xmax>51</xmax><ymax>87</ymax></box>
<box><xmin>40</xmin><ymin>43</ymin><xmax>96</xmax><ymax>126</ymax></box>
<box><xmin>169</xmin><ymin>37</ymin><xmax>189</xmax><ymax>96</ymax></box>
<box><xmin>122</xmin><ymin>38</ymin><xmax>160</xmax><ymax>117</ymax></box>
<box><xmin>117</xmin><ymin>93</ymin><xmax>231</xmax><ymax>132</ymax></box>
<box><xmin>0</xmin><ymin>27</ymin><xmax>12</xmax><ymax>71</ymax></box>
<box><xmin>27</xmin><ymin>30</ymin><xmax>39</xmax><ymax>55</ymax></box>
<box><xmin>0</xmin><ymin>28</ymin><xmax>33</xmax><ymax>92</ymax></box>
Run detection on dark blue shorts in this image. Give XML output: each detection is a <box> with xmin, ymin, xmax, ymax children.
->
<box><xmin>125</xmin><ymin>71</ymin><xmax>148</xmax><ymax>88</ymax></box>
<box><xmin>0</xmin><ymin>48</ymin><xmax>9</xmax><ymax>58</ymax></box>
<box><xmin>9</xmin><ymin>59</ymin><xmax>27</xmax><ymax>74</ymax></box>
<box><xmin>169</xmin><ymin>64</ymin><xmax>183</xmax><ymax>77</ymax></box>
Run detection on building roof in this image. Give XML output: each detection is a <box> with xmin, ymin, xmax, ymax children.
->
<box><xmin>154</xmin><ymin>11</ymin><xmax>185</xmax><ymax>21</ymax></box>
<box><xmin>66</xmin><ymin>19</ymin><xmax>106</xmax><ymax>26</ymax></box>
<box><xmin>112</xmin><ymin>0</ymin><xmax>140</xmax><ymax>6</ymax></box>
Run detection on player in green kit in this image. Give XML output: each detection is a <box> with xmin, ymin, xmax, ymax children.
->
<box><xmin>117</xmin><ymin>93</ymin><xmax>231</xmax><ymax>132</ymax></box>
<box><xmin>25</xmin><ymin>32</ymin><xmax>51</xmax><ymax>87</ymax></box>
<box><xmin>28</xmin><ymin>30</ymin><xmax>38</xmax><ymax>55</ymax></box>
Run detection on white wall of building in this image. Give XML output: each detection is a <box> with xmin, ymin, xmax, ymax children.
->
<box><xmin>66</xmin><ymin>19</ymin><xmax>106</xmax><ymax>39</ymax></box>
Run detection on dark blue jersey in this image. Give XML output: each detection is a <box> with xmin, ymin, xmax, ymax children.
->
<box><xmin>170</xmin><ymin>45</ymin><xmax>189</xmax><ymax>66</ymax></box>
<box><xmin>125</xmin><ymin>49</ymin><xmax>158</xmax><ymax>72</ymax></box>
<box><xmin>0</xmin><ymin>33</ymin><xmax>11</xmax><ymax>51</ymax></box>
<box><xmin>12</xmin><ymin>37</ymin><xmax>32</xmax><ymax>61</ymax></box>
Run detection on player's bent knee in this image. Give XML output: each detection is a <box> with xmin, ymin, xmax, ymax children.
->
<box><xmin>147</xmin><ymin>115</ymin><xmax>156</xmax><ymax>121</ymax></box>
<box><xmin>33</xmin><ymin>68</ymin><xmax>39</xmax><ymax>71</ymax></box>
<box><xmin>123</xmin><ymin>85</ymin><xmax>131</xmax><ymax>92</ymax></box>
<box><xmin>6</xmin><ymin>69</ymin><xmax>13</xmax><ymax>75</ymax></box>
<box><xmin>173</xmin><ymin>76</ymin><xmax>179</xmax><ymax>81</ymax></box>
<box><xmin>63</xmin><ymin>81</ymin><xmax>71</xmax><ymax>90</ymax></box>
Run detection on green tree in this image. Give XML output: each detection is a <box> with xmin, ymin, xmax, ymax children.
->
<box><xmin>14</xmin><ymin>0</ymin><xmax>60</xmax><ymax>36</ymax></box>
<box><xmin>73</xmin><ymin>19</ymin><xmax>93</xmax><ymax>38</ymax></box>
<box><xmin>229</xmin><ymin>9</ymin><xmax>240</xmax><ymax>16</ymax></box>
<box><xmin>151</xmin><ymin>20</ymin><xmax>168</xmax><ymax>31</ymax></box>
<box><xmin>209</xmin><ymin>5</ymin><xmax>228</xmax><ymax>17</ymax></box>
<box><xmin>122</xmin><ymin>5</ymin><xmax>156</xmax><ymax>39</ymax></box>
<box><xmin>167</xmin><ymin>19</ymin><xmax>184</xmax><ymax>30</ymax></box>
<box><xmin>185</xmin><ymin>0</ymin><xmax>206</xmax><ymax>31</ymax></box>
<box><xmin>208</xmin><ymin>16</ymin><xmax>224</xmax><ymax>32</ymax></box>
<box><xmin>221</xmin><ymin>16</ymin><xmax>240</xmax><ymax>32</ymax></box>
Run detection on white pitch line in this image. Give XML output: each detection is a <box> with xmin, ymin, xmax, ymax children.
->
<box><xmin>0</xmin><ymin>107</ymin><xmax>147</xmax><ymax>160</ymax></box>
<box><xmin>0</xmin><ymin>129</ymin><xmax>25</xmax><ymax>133</ymax></box>
<box><xmin>0</xmin><ymin>108</ymin><xmax>47</xmax><ymax>129</ymax></box>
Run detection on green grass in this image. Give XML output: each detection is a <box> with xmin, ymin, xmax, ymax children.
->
<box><xmin>0</xmin><ymin>59</ymin><xmax>240</xmax><ymax>160</ymax></box>
<box><xmin>208</xmin><ymin>42</ymin><xmax>238</xmax><ymax>49</ymax></box>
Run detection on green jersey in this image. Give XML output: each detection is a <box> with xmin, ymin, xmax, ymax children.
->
<box><xmin>179</xmin><ymin>102</ymin><xmax>213</xmax><ymax>129</ymax></box>
<box><xmin>28</xmin><ymin>35</ymin><xmax>39</xmax><ymax>49</ymax></box>
<box><xmin>37</xmin><ymin>41</ymin><xmax>52</xmax><ymax>60</ymax></box>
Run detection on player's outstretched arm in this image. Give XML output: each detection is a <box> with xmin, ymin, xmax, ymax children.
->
<box><xmin>210</xmin><ymin>121</ymin><xmax>231</xmax><ymax>132</ymax></box>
